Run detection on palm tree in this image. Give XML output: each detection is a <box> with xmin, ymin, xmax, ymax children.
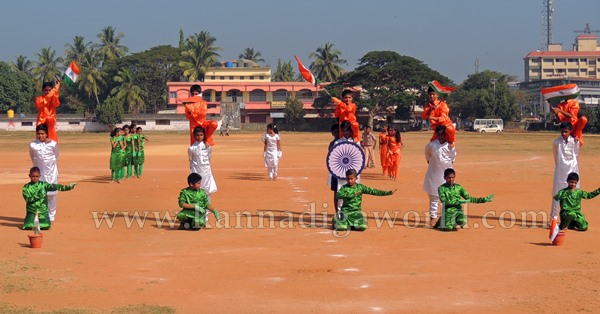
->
<box><xmin>10</xmin><ymin>55</ymin><xmax>34</xmax><ymax>75</ymax></box>
<box><xmin>238</xmin><ymin>48</ymin><xmax>265</xmax><ymax>64</ymax></box>
<box><xmin>179</xmin><ymin>31</ymin><xmax>222</xmax><ymax>81</ymax></box>
<box><xmin>309</xmin><ymin>42</ymin><xmax>347</xmax><ymax>83</ymax></box>
<box><xmin>78</xmin><ymin>49</ymin><xmax>107</xmax><ymax>107</ymax></box>
<box><xmin>95</xmin><ymin>26</ymin><xmax>129</xmax><ymax>63</ymax></box>
<box><xmin>32</xmin><ymin>47</ymin><xmax>64</xmax><ymax>83</ymax></box>
<box><xmin>111</xmin><ymin>67</ymin><xmax>146</xmax><ymax>114</ymax></box>
<box><xmin>65</xmin><ymin>35</ymin><xmax>93</xmax><ymax>64</ymax></box>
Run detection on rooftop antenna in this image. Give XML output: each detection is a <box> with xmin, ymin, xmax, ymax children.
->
<box><xmin>540</xmin><ymin>0</ymin><xmax>554</xmax><ymax>50</ymax></box>
<box><xmin>574</xmin><ymin>23</ymin><xmax>600</xmax><ymax>35</ymax></box>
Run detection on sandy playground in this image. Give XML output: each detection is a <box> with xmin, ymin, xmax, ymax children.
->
<box><xmin>1</xmin><ymin>129</ymin><xmax>600</xmax><ymax>313</ymax></box>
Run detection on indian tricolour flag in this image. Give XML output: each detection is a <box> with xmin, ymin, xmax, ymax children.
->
<box><xmin>428</xmin><ymin>80</ymin><xmax>456</xmax><ymax>99</ymax></box>
<box><xmin>63</xmin><ymin>60</ymin><xmax>80</xmax><ymax>86</ymax></box>
<box><xmin>541</xmin><ymin>83</ymin><xmax>580</xmax><ymax>106</ymax></box>
<box><xmin>294</xmin><ymin>56</ymin><xmax>319</xmax><ymax>86</ymax></box>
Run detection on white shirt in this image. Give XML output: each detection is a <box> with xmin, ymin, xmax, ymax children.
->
<box><xmin>29</xmin><ymin>139</ymin><xmax>59</xmax><ymax>184</ymax></box>
<box><xmin>423</xmin><ymin>140</ymin><xmax>456</xmax><ymax>195</ymax></box>
<box><xmin>552</xmin><ymin>135</ymin><xmax>580</xmax><ymax>195</ymax></box>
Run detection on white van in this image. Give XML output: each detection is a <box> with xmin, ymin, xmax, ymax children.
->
<box><xmin>473</xmin><ymin>119</ymin><xmax>503</xmax><ymax>132</ymax></box>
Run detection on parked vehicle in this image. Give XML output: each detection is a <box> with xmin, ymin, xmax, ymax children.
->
<box><xmin>479</xmin><ymin>124</ymin><xmax>503</xmax><ymax>133</ymax></box>
<box><xmin>473</xmin><ymin>119</ymin><xmax>503</xmax><ymax>132</ymax></box>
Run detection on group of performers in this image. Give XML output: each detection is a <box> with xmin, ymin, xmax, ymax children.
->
<box><xmin>109</xmin><ymin>124</ymin><xmax>148</xmax><ymax>183</ymax></box>
<box><xmin>328</xmin><ymin>81</ymin><xmax>597</xmax><ymax>233</ymax></box>
<box><xmin>21</xmin><ymin>78</ymin><xmax>598</xmax><ymax>235</ymax></box>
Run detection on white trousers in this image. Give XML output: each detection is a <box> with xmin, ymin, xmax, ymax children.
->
<box><xmin>267</xmin><ymin>166</ymin><xmax>278</xmax><ymax>179</ymax></box>
<box><xmin>48</xmin><ymin>192</ymin><xmax>57</xmax><ymax>222</ymax></box>
<box><xmin>428</xmin><ymin>194</ymin><xmax>440</xmax><ymax>219</ymax></box>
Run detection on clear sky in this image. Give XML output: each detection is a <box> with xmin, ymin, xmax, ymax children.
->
<box><xmin>1</xmin><ymin>0</ymin><xmax>599</xmax><ymax>83</ymax></box>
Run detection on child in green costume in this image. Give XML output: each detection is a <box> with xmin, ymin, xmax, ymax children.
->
<box><xmin>436</xmin><ymin>168</ymin><xmax>493</xmax><ymax>231</ymax></box>
<box><xmin>22</xmin><ymin>167</ymin><xmax>75</xmax><ymax>230</ymax></box>
<box><xmin>177</xmin><ymin>173</ymin><xmax>220</xmax><ymax>230</ymax></box>
<box><xmin>554</xmin><ymin>172</ymin><xmax>600</xmax><ymax>231</ymax></box>
<box><xmin>333</xmin><ymin>168</ymin><xmax>396</xmax><ymax>231</ymax></box>
<box><xmin>134</xmin><ymin>126</ymin><xmax>148</xmax><ymax>177</ymax></box>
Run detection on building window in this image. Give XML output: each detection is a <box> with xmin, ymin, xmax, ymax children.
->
<box><xmin>132</xmin><ymin>120</ymin><xmax>147</xmax><ymax>125</ymax></box>
<box><xmin>215</xmin><ymin>92</ymin><xmax>222</xmax><ymax>102</ymax></box>
<box><xmin>272</xmin><ymin>90</ymin><xmax>288</xmax><ymax>102</ymax></box>
<box><xmin>229</xmin><ymin>76</ymin><xmax>234</xmax><ymax>80</ymax></box>
<box><xmin>556</xmin><ymin>58</ymin><xmax>566</xmax><ymax>63</ymax></box>
<box><xmin>298</xmin><ymin>89</ymin><xmax>314</xmax><ymax>102</ymax></box>
<box><xmin>543</xmin><ymin>58</ymin><xmax>554</xmax><ymax>63</ymax></box>
<box><xmin>249</xmin><ymin>89</ymin><xmax>266</xmax><ymax>102</ymax></box>
<box><xmin>169</xmin><ymin>92</ymin><xmax>177</xmax><ymax>98</ymax></box>
<box><xmin>260</xmin><ymin>76</ymin><xmax>265</xmax><ymax>80</ymax></box>
<box><xmin>568</xmin><ymin>58</ymin><xmax>578</xmax><ymax>63</ymax></box>
<box><xmin>68</xmin><ymin>121</ymin><xmax>80</xmax><ymax>125</ymax></box>
<box><xmin>210</xmin><ymin>76</ymin><xmax>215</xmax><ymax>80</ymax></box>
<box><xmin>249</xmin><ymin>76</ymin><xmax>254</xmax><ymax>80</ymax></box>
<box><xmin>220</xmin><ymin>76</ymin><xmax>225</xmax><ymax>80</ymax></box>
<box><xmin>240</xmin><ymin>76</ymin><xmax>245</xmax><ymax>80</ymax></box>
<box><xmin>21</xmin><ymin>122</ymin><xmax>33</xmax><ymax>126</ymax></box>
<box><xmin>156</xmin><ymin>120</ymin><xmax>171</xmax><ymax>125</ymax></box>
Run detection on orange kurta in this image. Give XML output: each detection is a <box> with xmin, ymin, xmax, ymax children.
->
<box><xmin>422</xmin><ymin>99</ymin><xmax>455</xmax><ymax>144</ymax></box>
<box><xmin>386</xmin><ymin>137</ymin><xmax>402</xmax><ymax>179</ymax></box>
<box><xmin>35</xmin><ymin>82</ymin><xmax>61</xmax><ymax>142</ymax></box>
<box><xmin>332</xmin><ymin>97</ymin><xmax>360</xmax><ymax>142</ymax></box>
<box><xmin>181</xmin><ymin>96</ymin><xmax>218</xmax><ymax>146</ymax></box>
<box><xmin>379</xmin><ymin>132</ymin><xmax>388</xmax><ymax>175</ymax></box>
<box><xmin>556</xmin><ymin>99</ymin><xmax>587</xmax><ymax>145</ymax></box>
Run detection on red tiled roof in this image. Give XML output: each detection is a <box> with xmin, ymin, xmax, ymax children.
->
<box><xmin>526</xmin><ymin>51</ymin><xmax>600</xmax><ymax>57</ymax></box>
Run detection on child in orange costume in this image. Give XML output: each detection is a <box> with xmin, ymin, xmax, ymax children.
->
<box><xmin>386</xmin><ymin>127</ymin><xmax>402</xmax><ymax>180</ymax></box>
<box><xmin>35</xmin><ymin>82</ymin><xmax>61</xmax><ymax>143</ymax></box>
<box><xmin>379</xmin><ymin>125</ymin><xmax>389</xmax><ymax>177</ymax></box>
<box><xmin>553</xmin><ymin>99</ymin><xmax>588</xmax><ymax>146</ymax></box>
<box><xmin>422</xmin><ymin>83</ymin><xmax>456</xmax><ymax>145</ymax></box>
<box><xmin>179</xmin><ymin>84</ymin><xmax>218</xmax><ymax>146</ymax></box>
<box><xmin>332</xmin><ymin>90</ymin><xmax>360</xmax><ymax>142</ymax></box>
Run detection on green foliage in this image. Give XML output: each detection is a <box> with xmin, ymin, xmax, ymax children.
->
<box><xmin>94</xmin><ymin>26</ymin><xmax>129</xmax><ymax>63</ymax></box>
<box><xmin>179</xmin><ymin>31</ymin><xmax>222</xmax><ymax>82</ymax></box>
<box><xmin>95</xmin><ymin>96</ymin><xmax>123</xmax><ymax>128</ymax></box>
<box><xmin>449</xmin><ymin>70</ymin><xmax>519</xmax><ymax>121</ymax></box>
<box><xmin>0</xmin><ymin>61</ymin><xmax>35</xmax><ymax>114</ymax></box>
<box><xmin>272</xmin><ymin>59</ymin><xmax>296</xmax><ymax>82</ymax></box>
<box><xmin>105</xmin><ymin>45</ymin><xmax>183</xmax><ymax>113</ymax></box>
<box><xmin>283</xmin><ymin>96</ymin><xmax>306</xmax><ymax>130</ymax></box>
<box><xmin>309</xmin><ymin>42</ymin><xmax>347</xmax><ymax>82</ymax></box>
<box><xmin>239</xmin><ymin>48</ymin><xmax>265</xmax><ymax>64</ymax></box>
<box><xmin>335</xmin><ymin>51</ymin><xmax>450</xmax><ymax>123</ymax></box>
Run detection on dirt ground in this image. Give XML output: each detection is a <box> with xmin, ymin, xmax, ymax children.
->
<box><xmin>1</xmin><ymin>129</ymin><xmax>600</xmax><ymax>313</ymax></box>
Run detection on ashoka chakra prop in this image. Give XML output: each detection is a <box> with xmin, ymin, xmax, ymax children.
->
<box><xmin>327</xmin><ymin>141</ymin><xmax>365</xmax><ymax>180</ymax></box>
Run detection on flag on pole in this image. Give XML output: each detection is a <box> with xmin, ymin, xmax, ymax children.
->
<box><xmin>541</xmin><ymin>83</ymin><xmax>580</xmax><ymax>106</ymax></box>
<box><xmin>62</xmin><ymin>60</ymin><xmax>80</xmax><ymax>86</ymax></box>
<box><xmin>549</xmin><ymin>216</ymin><xmax>560</xmax><ymax>241</ymax></box>
<box><xmin>428</xmin><ymin>80</ymin><xmax>456</xmax><ymax>99</ymax></box>
<box><xmin>294</xmin><ymin>56</ymin><xmax>319</xmax><ymax>86</ymax></box>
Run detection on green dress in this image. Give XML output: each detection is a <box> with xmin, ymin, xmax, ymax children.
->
<box><xmin>177</xmin><ymin>187</ymin><xmax>210</xmax><ymax>229</ymax></box>
<box><xmin>22</xmin><ymin>181</ymin><xmax>74</xmax><ymax>230</ymax></box>
<box><xmin>135</xmin><ymin>135</ymin><xmax>146</xmax><ymax>165</ymax></box>
<box><xmin>110</xmin><ymin>136</ymin><xmax>123</xmax><ymax>170</ymax></box>
<box><xmin>131</xmin><ymin>134</ymin><xmax>140</xmax><ymax>165</ymax></box>
<box><xmin>437</xmin><ymin>183</ymin><xmax>487</xmax><ymax>230</ymax></box>
<box><xmin>123</xmin><ymin>135</ymin><xmax>134</xmax><ymax>166</ymax></box>
<box><xmin>116</xmin><ymin>135</ymin><xmax>126</xmax><ymax>168</ymax></box>
<box><xmin>554</xmin><ymin>187</ymin><xmax>600</xmax><ymax>231</ymax></box>
<box><xmin>334</xmin><ymin>183</ymin><xmax>393</xmax><ymax>231</ymax></box>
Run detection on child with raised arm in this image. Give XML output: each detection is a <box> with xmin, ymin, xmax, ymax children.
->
<box><xmin>35</xmin><ymin>82</ymin><xmax>61</xmax><ymax>143</ymax></box>
<box><xmin>554</xmin><ymin>172</ymin><xmax>600</xmax><ymax>231</ymax></box>
<box><xmin>333</xmin><ymin>168</ymin><xmax>397</xmax><ymax>231</ymax></box>
<box><xmin>22</xmin><ymin>167</ymin><xmax>76</xmax><ymax>230</ymax></box>
<box><xmin>332</xmin><ymin>89</ymin><xmax>360</xmax><ymax>142</ymax></box>
<box><xmin>262</xmin><ymin>123</ymin><xmax>281</xmax><ymax>181</ymax></box>
<box><xmin>189</xmin><ymin>126</ymin><xmax>217</xmax><ymax>202</ymax></box>
<box><xmin>177</xmin><ymin>173</ymin><xmax>220</xmax><ymax>230</ymax></box>
<box><xmin>422</xmin><ymin>81</ymin><xmax>456</xmax><ymax>146</ymax></box>
<box><xmin>435</xmin><ymin>168</ymin><xmax>493</xmax><ymax>231</ymax></box>
<box><xmin>180</xmin><ymin>84</ymin><xmax>218</xmax><ymax>146</ymax></box>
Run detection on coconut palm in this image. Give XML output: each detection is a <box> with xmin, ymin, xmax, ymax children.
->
<box><xmin>11</xmin><ymin>55</ymin><xmax>34</xmax><ymax>75</ymax></box>
<box><xmin>95</xmin><ymin>26</ymin><xmax>129</xmax><ymax>63</ymax></box>
<box><xmin>179</xmin><ymin>31</ymin><xmax>222</xmax><ymax>82</ymax></box>
<box><xmin>309</xmin><ymin>42</ymin><xmax>347</xmax><ymax>83</ymax></box>
<box><xmin>78</xmin><ymin>49</ymin><xmax>107</xmax><ymax>107</ymax></box>
<box><xmin>32</xmin><ymin>47</ymin><xmax>64</xmax><ymax>83</ymax></box>
<box><xmin>65</xmin><ymin>35</ymin><xmax>93</xmax><ymax>64</ymax></box>
<box><xmin>111</xmin><ymin>67</ymin><xmax>146</xmax><ymax>114</ymax></box>
<box><xmin>238</xmin><ymin>48</ymin><xmax>265</xmax><ymax>64</ymax></box>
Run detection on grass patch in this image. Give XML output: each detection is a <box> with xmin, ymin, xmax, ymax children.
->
<box><xmin>0</xmin><ymin>303</ymin><xmax>176</xmax><ymax>314</ymax></box>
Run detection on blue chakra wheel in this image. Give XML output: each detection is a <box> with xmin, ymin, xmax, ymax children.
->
<box><xmin>326</xmin><ymin>141</ymin><xmax>365</xmax><ymax>180</ymax></box>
